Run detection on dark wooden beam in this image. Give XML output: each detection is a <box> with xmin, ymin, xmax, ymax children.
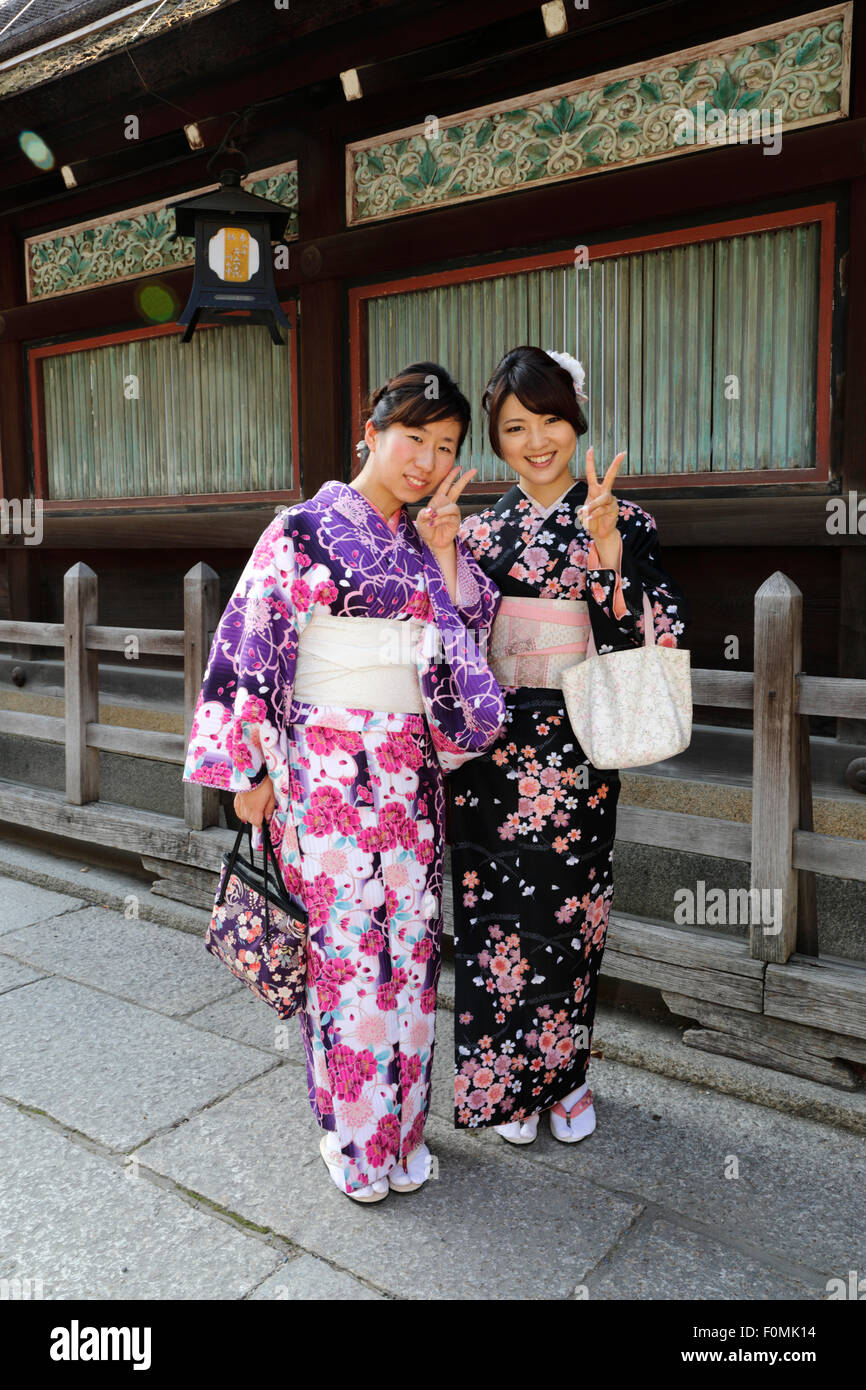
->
<box><xmin>3</xmin><ymin>115</ymin><xmax>864</xmax><ymax>338</ymax></box>
<box><xmin>295</xmin><ymin>128</ymin><xmax>346</xmax><ymax>494</ymax></box>
<box><xmin>3</xmin><ymin>494</ymin><xmax>859</xmax><ymax>552</ymax></box>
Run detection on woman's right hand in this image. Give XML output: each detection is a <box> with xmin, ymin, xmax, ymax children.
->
<box><xmin>233</xmin><ymin>776</ymin><xmax>276</xmax><ymax>828</ymax></box>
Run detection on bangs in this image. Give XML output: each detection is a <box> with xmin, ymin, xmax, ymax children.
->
<box><xmin>484</xmin><ymin>346</ymin><xmax>587</xmax><ymax>457</ymax></box>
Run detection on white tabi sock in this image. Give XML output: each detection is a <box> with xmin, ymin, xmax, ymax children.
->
<box><xmin>550</xmin><ymin>1080</ymin><xmax>595</xmax><ymax>1140</ymax></box>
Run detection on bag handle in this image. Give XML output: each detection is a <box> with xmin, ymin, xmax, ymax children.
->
<box><xmin>215</xmin><ymin>814</ymin><xmax>297</xmax><ymax>945</ymax></box>
<box><xmin>586</xmin><ymin>588</ymin><xmax>656</xmax><ymax>661</ymax></box>
<box><xmin>216</xmin><ymin>821</ymin><xmax>247</xmax><ymax>908</ymax></box>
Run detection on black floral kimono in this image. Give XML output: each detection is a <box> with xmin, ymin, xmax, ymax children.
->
<box><xmin>448</xmin><ymin>476</ymin><xmax>690</xmax><ymax>1128</ymax></box>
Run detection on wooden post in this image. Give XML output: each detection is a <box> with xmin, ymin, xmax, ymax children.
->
<box><xmin>750</xmin><ymin>572</ymin><xmax>802</xmax><ymax>963</ymax></box>
<box><xmin>0</xmin><ymin>222</ymin><xmax>39</xmax><ymax>658</ymax></box>
<box><xmin>64</xmin><ymin>562</ymin><xmax>99</xmax><ymax>805</ymax></box>
<box><xmin>837</xmin><ymin>8</ymin><xmax>866</xmax><ymax>746</ymax></box>
<box><xmin>184</xmin><ymin>561</ymin><xmax>220</xmax><ymax>830</ymax></box>
<box><xmin>795</xmin><ymin>712</ymin><xmax>819</xmax><ymax>957</ymax></box>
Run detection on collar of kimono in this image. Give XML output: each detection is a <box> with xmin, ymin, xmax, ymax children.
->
<box><xmin>327</xmin><ymin>481</ymin><xmax>407</xmax><ymax>535</ymax></box>
<box><xmin>510</xmin><ymin>475</ymin><xmax>587</xmax><ymax>520</ymax></box>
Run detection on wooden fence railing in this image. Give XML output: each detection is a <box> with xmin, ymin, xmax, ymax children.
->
<box><xmin>0</xmin><ymin>564</ymin><xmax>864</xmax><ymax>975</ymax></box>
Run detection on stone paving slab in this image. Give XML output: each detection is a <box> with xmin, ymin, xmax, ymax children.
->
<box><xmin>0</xmin><ymin>878</ymin><xmax>86</xmax><ymax>935</ymax></box>
<box><xmin>0</xmin><ymin>976</ymin><xmax>280</xmax><ymax>1150</ymax></box>
<box><xmin>0</xmin><ymin>954</ymin><xmax>47</xmax><ymax>993</ymax></box>
<box><xmin>0</xmin><ymin>1103</ymin><xmax>285</xmax><ymax>1300</ymax></box>
<box><xmin>0</xmin><ymin>850</ymin><xmax>208</xmax><ymax>937</ymax></box>
<box><xmin>135</xmin><ymin>1065</ymin><xmax>642</xmax><ymax>1300</ymax></box>
<box><xmin>249</xmin><ymin>1252</ymin><xmax>386</xmax><ymax>1300</ymax></box>
<box><xmin>0</xmin><ymin>904</ymin><xmax>240</xmax><ymax>1016</ymax></box>
<box><xmin>583</xmin><ymin>1212</ymin><xmax>826</xmax><ymax>1301</ymax></box>
<box><xmin>492</xmin><ymin>1057</ymin><xmax>865</xmax><ymax>1278</ymax></box>
<box><xmin>183</xmin><ymin>987</ymin><xmax>309</xmax><ymax>1067</ymax></box>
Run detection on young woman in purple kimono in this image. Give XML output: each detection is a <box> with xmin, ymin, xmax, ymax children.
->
<box><xmin>183</xmin><ymin>363</ymin><xmax>505</xmax><ymax>1202</ymax></box>
<box><xmin>449</xmin><ymin>345</ymin><xmax>690</xmax><ymax>1145</ymax></box>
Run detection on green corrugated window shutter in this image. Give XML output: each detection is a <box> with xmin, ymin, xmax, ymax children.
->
<box><xmin>39</xmin><ymin>322</ymin><xmax>296</xmax><ymax>500</ymax></box>
<box><xmin>363</xmin><ymin>222</ymin><xmax>820</xmax><ymax>483</ymax></box>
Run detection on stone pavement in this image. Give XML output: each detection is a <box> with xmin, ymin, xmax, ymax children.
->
<box><xmin>0</xmin><ymin>859</ymin><xmax>863</xmax><ymax>1301</ymax></box>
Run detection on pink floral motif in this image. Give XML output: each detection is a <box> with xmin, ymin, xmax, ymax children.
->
<box><xmin>315</xmin><ymin>1086</ymin><xmax>334</xmax><ymax>1115</ymax></box>
<box><xmin>314</xmin><ymin>954</ymin><xmax>357</xmax><ymax>1011</ymax></box>
<box><xmin>365</xmin><ymin>1112</ymin><xmax>401</xmax><ymax>1165</ymax></box>
<box><xmin>225</xmin><ymin>724</ymin><xmax>254</xmax><ymax>772</ymax></box>
<box><xmin>399</xmin><ymin>1052</ymin><xmax>422</xmax><ymax>1091</ymax></box>
<box><xmin>301</xmin><ymin>785</ymin><xmax>362</xmax><ymax>838</ymax></box>
<box><xmin>403</xmin><ymin>1110</ymin><xmax>425</xmax><ymax>1156</ymax></box>
<box><xmin>290</xmin><ymin>578</ymin><xmax>312</xmax><ymax>610</ymax></box>
<box><xmin>402</xmin><ymin>590</ymin><xmax>434</xmax><ymax>621</ymax></box>
<box><xmin>312</xmin><ymin>579</ymin><xmax>338</xmax><ymax>606</ymax></box>
<box><xmin>377</xmin><ymin>733</ymin><xmax>425</xmax><ymax>774</ymax></box>
<box><xmin>326</xmin><ymin>1043</ymin><xmax>378</xmax><ymax>1103</ymax></box>
<box><xmin>359</xmin><ymin>928</ymin><xmax>385</xmax><ymax>955</ymax></box>
<box><xmin>411</xmin><ymin>936</ymin><xmax>433</xmax><ymax>963</ymax></box>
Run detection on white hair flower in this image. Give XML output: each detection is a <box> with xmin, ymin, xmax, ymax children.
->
<box><xmin>545</xmin><ymin>349</ymin><xmax>588</xmax><ymax>402</ymax></box>
<box><xmin>354</xmin><ymin>439</ymin><xmax>367</xmax><ymax>456</ymax></box>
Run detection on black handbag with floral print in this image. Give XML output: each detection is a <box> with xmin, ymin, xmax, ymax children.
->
<box><xmin>205</xmin><ymin>818</ymin><xmax>308</xmax><ymax>1019</ymax></box>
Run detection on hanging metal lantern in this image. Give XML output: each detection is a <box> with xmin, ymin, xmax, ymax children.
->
<box><xmin>166</xmin><ymin>167</ymin><xmax>291</xmax><ymax>345</ymax></box>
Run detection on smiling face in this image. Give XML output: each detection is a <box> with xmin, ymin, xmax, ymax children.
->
<box><xmin>360</xmin><ymin>415</ymin><xmax>463</xmax><ymax>514</ymax></box>
<box><xmin>497</xmin><ymin>392</ymin><xmax>578</xmax><ymax>506</ymax></box>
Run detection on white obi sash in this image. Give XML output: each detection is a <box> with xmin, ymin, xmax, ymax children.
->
<box><xmin>293</xmin><ymin>613</ymin><xmax>426</xmax><ymax>714</ymax></box>
<box><xmin>488</xmin><ymin>596</ymin><xmax>590</xmax><ymax>689</ymax></box>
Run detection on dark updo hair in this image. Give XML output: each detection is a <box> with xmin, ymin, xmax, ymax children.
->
<box><xmin>356</xmin><ymin>361</ymin><xmax>471</xmax><ymax>467</ymax></box>
<box><xmin>482</xmin><ymin>345</ymin><xmax>587</xmax><ymax>458</ymax></box>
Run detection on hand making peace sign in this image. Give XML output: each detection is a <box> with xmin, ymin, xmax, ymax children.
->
<box><xmin>578</xmin><ymin>446</ymin><xmax>626</xmax><ymax>543</ymax></box>
<box><xmin>415</xmin><ymin>466</ymin><xmax>478</xmax><ymax>551</ymax></box>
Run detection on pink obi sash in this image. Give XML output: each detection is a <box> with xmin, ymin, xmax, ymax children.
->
<box><xmin>488</xmin><ymin>596</ymin><xmax>590</xmax><ymax>690</ymax></box>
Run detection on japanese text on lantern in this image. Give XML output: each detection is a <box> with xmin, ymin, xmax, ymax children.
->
<box><xmin>222</xmin><ymin>226</ymin><xmax>250</xmax><ymax>282</ymax></box>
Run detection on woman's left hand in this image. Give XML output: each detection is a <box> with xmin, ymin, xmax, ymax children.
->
<box><xmin>416</xmin><ymin>466</ymin><xmax>478</xmax><ymax>551</ymax></box>
<box><xmin>579</xmin><ymin>446</ymin><xmax>625</xmax><ymax>542</ymax></box>
<box><xmin>233</xmin><ymin>776</ymin><xmax>275</xmax><ymax>828</ymax></box>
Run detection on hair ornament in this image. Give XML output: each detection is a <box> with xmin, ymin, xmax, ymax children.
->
<box><xmin>545</xmin><ymin>349</ymin><xmax>588</xmax><ymax>402</ymax></box>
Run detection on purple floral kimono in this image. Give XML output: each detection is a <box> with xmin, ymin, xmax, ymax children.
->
<box><xmin>183</xmin><ymin>480</ymin><xmax>504</xmax><ymax>1193</ymax></box>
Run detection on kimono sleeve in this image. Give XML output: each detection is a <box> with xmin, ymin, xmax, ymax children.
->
<box><xmin>416</xmin><ymin>536</ymin><xmax>506</xmax><ymax>773</ymax></box>
<box><xmin>183</xmin><ymin>513</ymin><xmax>310</xmax><ymax>794</ymax></box>
<box><xmin>585</xmin><ymin>508</ymin><xmax>690</xmax><ymax>654</ymax></box>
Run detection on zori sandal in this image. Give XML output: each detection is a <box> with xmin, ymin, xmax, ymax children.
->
<box><xmin>319</xmin><ymin>1134</ymin><xmax>389</xmax><ymax>1202</ymax></box>
<box><xmin>549</xmin><ymin>1087</ymin><xmax>596</xmax><ymax>1144</ymax></box>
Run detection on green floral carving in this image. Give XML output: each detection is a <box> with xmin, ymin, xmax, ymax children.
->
<box><xmin>27</xmin><ymin>164</ymin><xmax>298</xmax><ymax>301</ymax></box>
<box><xmin>348</xmin><ymin>9</ymin><xmax>847</xmax><ymax>224</ymax></box>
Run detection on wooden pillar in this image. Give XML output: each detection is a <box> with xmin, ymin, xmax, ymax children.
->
<box><xmin>750</xmin><ymin>572</ymin><xmax>802</xmax><ymax>965</ymax></box>
<box><xmin>838</xmin><ymin>9</ymin><xmax>866</xmax><ymax>745</ymax></box>
<box><xmin>183</xmin><ymin>561</ymin><xmax>220</xmax><ymax>831</ymax></box>
<box><xmin>294</xmin><ymin>128</ymin><xmax>345</xmax><ymax>498</ymax></box>
<box><xmin>0</xmin><ymin>220</ymin><xmax>39</xmax><ymax>645</ymax></box>
<box><xmin>64</xmin><ymin>562</ymin><xmax>99</xmax><ymax>805</ymax></box>
<box><xmin>838</xmin><ymin>174</ymin><xmax>866</xmax><ymax>746</ymax></box>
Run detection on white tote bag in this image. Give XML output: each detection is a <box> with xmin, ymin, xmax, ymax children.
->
<box><xmin>562</xmin><ymin>590</ymin><xmax>692</xmax><ymax>769</ymax></box>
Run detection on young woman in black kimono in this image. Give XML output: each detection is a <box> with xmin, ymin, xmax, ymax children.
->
<box><xmin>449</xmin><ymin>345</ymin><xmax>690</xmax><ymax>1144</ymax></box>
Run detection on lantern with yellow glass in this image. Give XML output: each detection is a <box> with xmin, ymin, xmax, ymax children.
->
<box><xmin>167</xmin><ymin>168</ymin><xmax>291</xmax><ymax>344</ymax></box>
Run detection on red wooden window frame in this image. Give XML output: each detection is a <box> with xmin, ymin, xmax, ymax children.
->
<box><xmin>26</xmin><ymin>300</ymin><xmax>301</xmax><ymax>511</ymax></box>
<box><xmin>349</xmin><ymin>204</ymin><xmax>835</xmax><ymax>493</ymax></box>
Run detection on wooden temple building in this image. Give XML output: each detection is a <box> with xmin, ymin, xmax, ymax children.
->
<box><xmin>0</xmin><ymin>0</ymin><xmax>864</xmax><ymax>1086</ymax></box>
